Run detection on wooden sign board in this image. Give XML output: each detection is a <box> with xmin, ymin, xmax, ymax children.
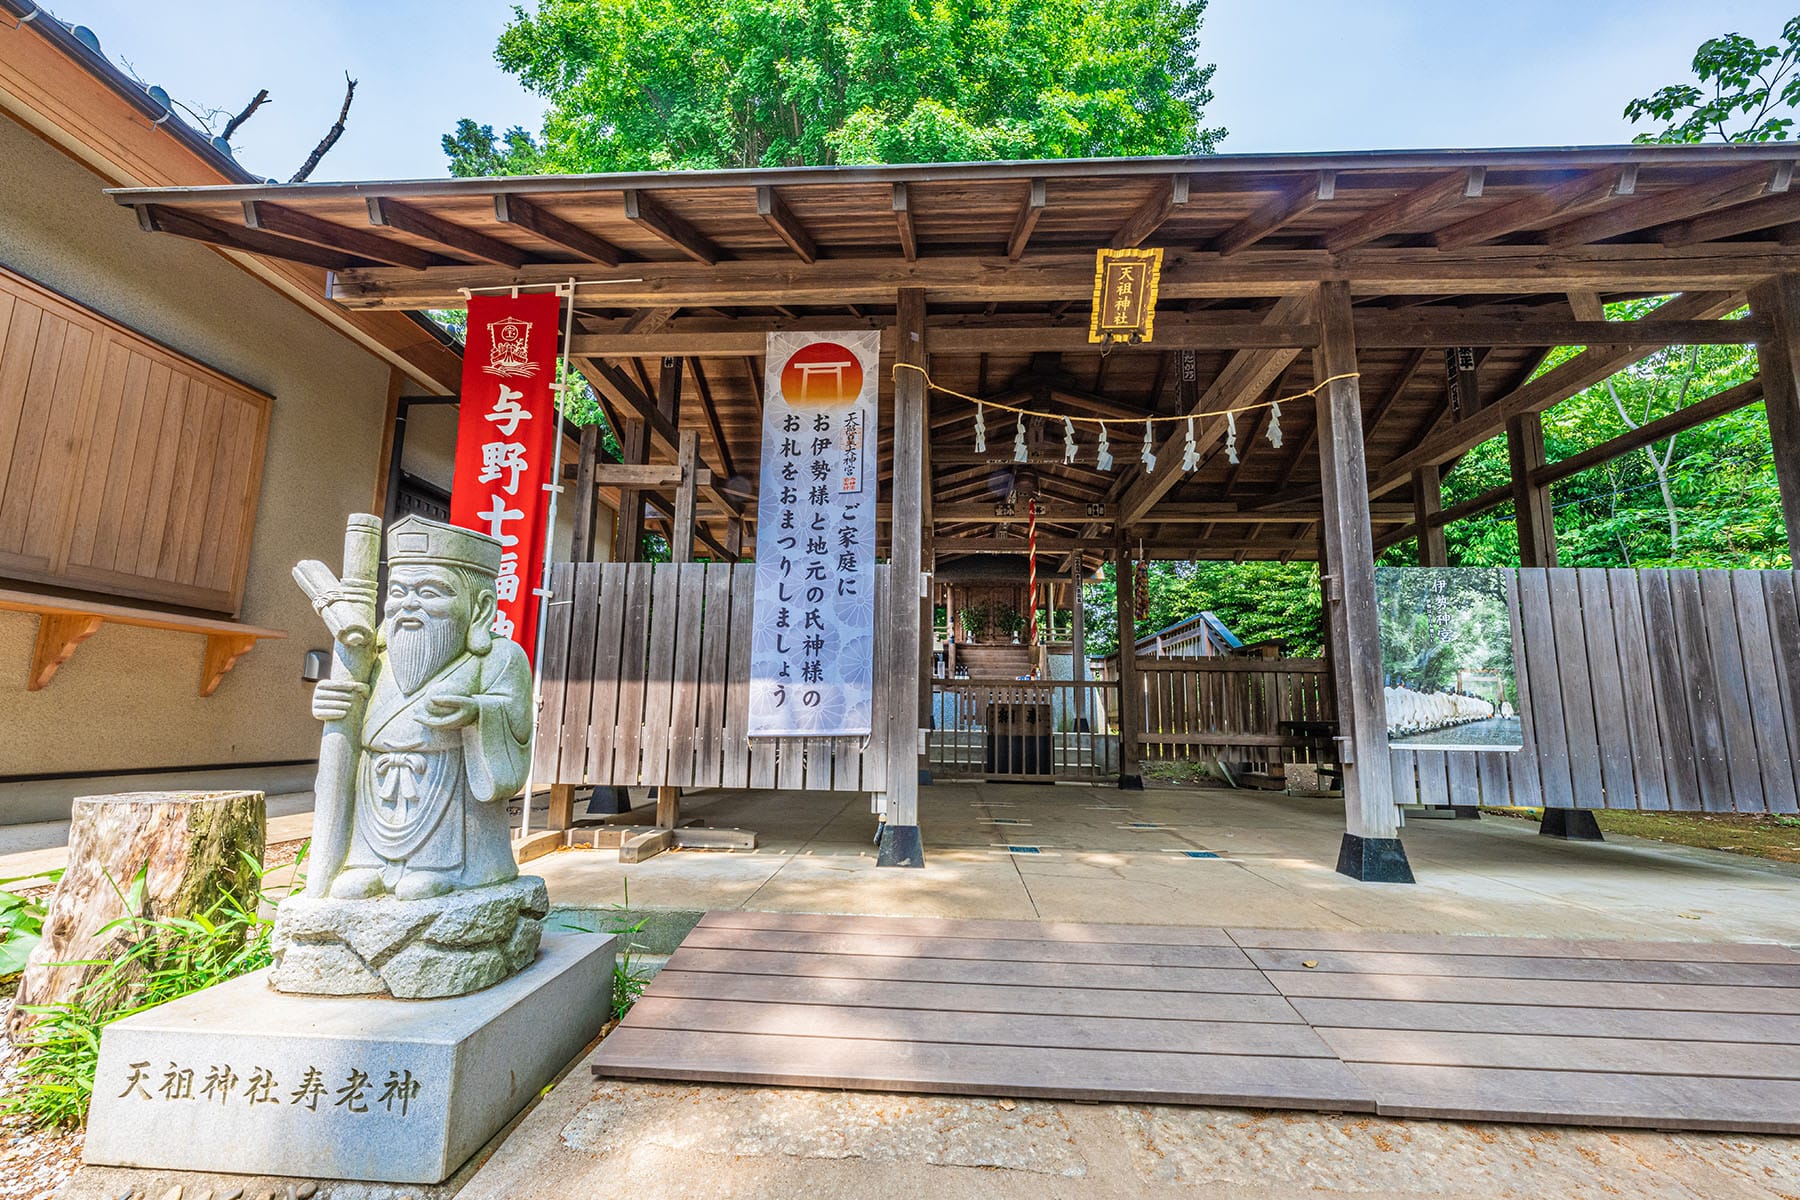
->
<box><xmin>1088</xmin><ymin>248</ymin><xmax>1164</xmax><ymax>344</ymax></box>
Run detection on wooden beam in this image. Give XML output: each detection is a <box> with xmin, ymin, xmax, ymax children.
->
<box><xmin>756</xmin><ymin>186</ymin><xmax>817</xmax><ymax>264</ymax></box>
<box><xmin>1371</xmin><ymin>290</ymin><xmax>1745</xmax><ymax>493</ymax></box>
<box><xmin>1356</xmin><ymin>315</ymin><xmax>1763</xmax><ymax>348</ymax></box>
<box><xmin>135</xmin><ymin>204</ymin><xmax>367</xmax><ymax>271</ymax></box>
<box><xmin>1112</xmin><ymin>534</ymin><xmax>1144</xmax><ymax>785</ymax></box>
<box><xmin>1365</xmin><ymin>347</ymin><xmax>1430</xmax><ymax>443</ymax></box>
<box><xmin>1117</xmin><ymin>295</ymin><xmax>1311</xmax><ymax>525</ymax></box>
<box><xmin>1545</xmin><ymin>161</ymin><xmax>1794</xmax><ymax>247</ymax></box>
<box><xmin>1430</xmin><ymin>166</ymin><xmax>1636</xmax><ymax>250</ymax></box>
<box><xmin>242</xmin><ymin>201</ymin><xmax>436</xmax><ymax>269</ymax></box>
<box><xmin>1750</xmin><ymin>275</ymin><xmax>1800</xmax><ymax>554</ymax></box>
<box><xmin>1536</xmin><ymin>374</ymin><xmax>1762</xmax><ymax>487</ymax></box>
<box><xmin>1212</xmin><ymin>171</ymin><xmax>1335</xmax><ymax>256</ymax></box>
<box><xmin>28</xmin><ymin>613</ymin><xmax>100</xmax><ymax>691</ymax></box>
<box><xmin>326</xmin><ymin>242</ymin><xmax>1800</xmax><ymax>310</ymax></box>
<box><xmin>1111</xmin><ymin>175</ymin><xmax>1190</xmax><ymax>248</ymax></box>
<box><xmin>1311</xmin><ymin>280</ymin><xmax>1401</xmax><ymax>855</ymax></box>
<box><xmin>493</xmin><ymin>193</ymin><xmax>625</xmax><ymax>265</ymax></box>
<box><xmin>570</xmin><ymin>422</ymin><xmax>601</xmax><ymax>562</ymax></box>
<box><xmin>671</xmin><ymin>430</ymin><xmax>700</xmax><ymax>563</ymax></box>
<box><xmin>366</xmin><ymin>197</ymin><xmax>530</xmax><ymax>268</ymax></box>
<box><xmin>893</xmin><ymin>183</ymin><xmax>918</xmax><ymax>262</ymax></box>
<box><xmin>1323</xmin><ymin>168</ymin><xmax>1485</xmax><ymax>253</ymax></box>
<box><xmin>687</xmin><ymin>357</ymin><xmax>736</xmax><ymax>480</ymax></box>
<box><xmin>623</xmin><ymin>190</ymin><xmax>722</xmax><ymax>264</ymax></box>
<box><xmin>1661</xmin><ymin>187</ymin><xmax>1800</xmax><ymax>247</ymax></box>
<box><xmin>591</xmin><ymin>463</ymin><xmax>713</xmax><ymax>488</ymax></box>
<box><xmin>1006</xmin><ymin>179</ymin><xmax>1048</xmax><ymax>260</ymax></box>
<box><xmin>199</xmin><ymin>632</ymin><xmax>257</xmax><ymax>698</ymax></box>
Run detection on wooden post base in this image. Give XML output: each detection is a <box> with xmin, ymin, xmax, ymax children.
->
<box><xmin>1539</xmin><ymin>808</ymin><xmax>1604</xmax><ymax>841</ymax></box>
<box><xmin>1335</xmin><ymin>833</ymin><xmax>1415</xmax><ymax>884</ymax></box>
<box><xmin>877</xmin><ymin>823</ymin><xmax>925</xmax><ymax>868</ymax></box>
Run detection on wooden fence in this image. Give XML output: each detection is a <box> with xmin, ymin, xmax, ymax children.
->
<box><xmin>1131</xmin><ymin>658</ymin><xmax>1336</xmax><ymax>769</ymax></box>
<box><xmin>1392</xmin><ymin>568</ymin><xmax>1800</xmax><ymax>814</ymax></box>
<box><xmin>532</xmin><ymin>560</ymin><xmax>889</xmax><ymax>793</ymax></box>
<box><xmin>929</xmin><ymin>680</ymin><xmax>1118</xmax><ymax>780</ymax></box>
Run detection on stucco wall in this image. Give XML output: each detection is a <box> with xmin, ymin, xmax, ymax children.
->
<box><xmin>0</xmin><ymin>114</ymin><xmax>392</xmax><ymax>803</ymax></box>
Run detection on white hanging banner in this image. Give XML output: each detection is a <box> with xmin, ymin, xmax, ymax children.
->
<box><xmin>747</xmin><ymin>331</ymin><xmax>879</xmax><ymax>738</ymax></box>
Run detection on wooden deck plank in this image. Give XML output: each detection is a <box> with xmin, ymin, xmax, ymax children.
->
<box><xmin>625</xmin><ymin>995</ymin><xmax>1334</xmax><ymax>1057</ymax></box>
<box><xmin>698</xmin><ymin>910</ymin><xmax>1241</xmax><ymax>946</ymax></box>
<box><xmin>1354</xmin><ymin>1063</ymin><xmax>1800</xmax><ymax>1134</ymax></box>
<box><xmin>1288</xmin><ymin>997</ymin><xmax>1800</xmax><ymax>1044</ymax></box>
<box><xmin>646</xmin><ymin>968</ymin><xmax>1307</xmax><ymax>1023</ymax></box>
<box><xmin>593</xmin><ymin>1028</ymin><xmax>1378</xmax><ymax>1111</ymax></box>
<box><xmin>1224</xmin><ymin>928</ymin><xmax>1800</xmax><ymax>963</ymax></box>
<box><xmin>1266</xmin><ymin>969</ymin><xmax>1800</xmax><ymax>1013</ymax></box>
<box><xmin>1317</xmin><ymin>1026</ymin><xmax>1800</xmax><ymax>1079</ymax></box>
<box><xmin>666</xmin><ymin>945</ymin><xmax>1278</xmax><ymax>994</ymax></box>
<box><xmin>679</xmin><ymin>926</ymin><xmax>1257</xmax><ymax>969</ymax></box>
<box><xmin>1247</xmin><ymin>947</ymin><xmax>1800</xmax><ymax>987</ymax></box>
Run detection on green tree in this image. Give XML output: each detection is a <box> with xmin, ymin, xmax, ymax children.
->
<box><xmin>1625</xmin><ymin>16</ymin><xmax>1800</xmax><ymax>142</ymax></box>
<box><xmin>445</xmin><ymin>0</ymin><xmax>1222</xmax><ymax>174</ymax></box>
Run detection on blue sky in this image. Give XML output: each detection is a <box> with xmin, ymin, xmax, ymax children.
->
<box><xmin>52</xmin><ymin>0</ymin><xmax>1800</xmax><ymax>181</ymax></box>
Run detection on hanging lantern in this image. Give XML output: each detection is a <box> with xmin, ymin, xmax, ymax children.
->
<box><xmin>974</xmin><ymin>401</ymin><xmax>987</xmax><ymax>454</ymax></box>
<box><xmin>1140</xmin><ymin>419</ymin><xmax>1156</xmax><ymax>473</ymax></box>
<box><xmin>1013</xmin><ymin>411</ymin><xmax>1028</xmax><ymax>463</ymax></box>
<box><xmin>1181</xmin><ymin>415</ymin><xmax>1199</xmax><ymax>471</ymax></box>
<box><xmin>1095</xmin><ymin>421</ymin><xmax>1113</xmax><ymax>471</ymax></box>
<box><xmin>1268</xmin><ymin>400</ymin><xmax>1283</xmax><ymax>449</ymax></box>
<box><xmin>1224</xmin><ymin>410</ymin><xmax>1239</xmax><ymax>464</ymax></box>
<box><xmin>1062</xmin><ymin>416</ymin><xmax>1077</xmax><ymax>464</ymax></box>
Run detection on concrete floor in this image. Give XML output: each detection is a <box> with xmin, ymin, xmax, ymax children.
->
<box><xmin>535</xmin><ymin>781</ymin><xmax>1800</xmax><ymax>943</ymax></box>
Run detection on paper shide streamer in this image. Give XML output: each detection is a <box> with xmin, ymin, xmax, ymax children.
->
<box><xmin>1095</xmin><ymin>421</ymin><xmax>1113</xmax><ymax>471</ymax></box>
<box><xmin>1181</xmin><ymin>416</ymin><xmax>1200</xmax><ymax>471</ymax></box>
<box><xmin>1268</xmin><ymin>400</ymin><xmax>1283</xmax><ymax>449</ymax></box>
<box><xmin>1062</xmin><ymin>416</ymin><xmax>1077</xmax><ymax>464</ymax></box>
<box><xmin>1225</xmin><ymin>410</ymin><xmax>1239</xmax><ymax>464</ymax></box>
<box><xmin>1013</xmin><ymin>412</ymin><xmax>1028</xmax><ymax>463</ymax></box>
<box><xmin>974</xmin><ymin>402</ymin><xmax>986</xmax><ymax>454</ymax></box>
<box><xmin>1140</xmin><ymin>419</ymin><xmax>1156</xmax><ymax>473</ymax></box>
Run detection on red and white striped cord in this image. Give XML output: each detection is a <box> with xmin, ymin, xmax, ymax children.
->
<box><xmin>1026</xmin><ymin>498</ymin><xmax>1038</xmax><ymax>646</ymax></box>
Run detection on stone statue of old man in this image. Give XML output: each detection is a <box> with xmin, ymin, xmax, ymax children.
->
<box><xmin>272</xmin><ymin>513</ymin><xmax>547</xmax><ymax>998</ymax></box>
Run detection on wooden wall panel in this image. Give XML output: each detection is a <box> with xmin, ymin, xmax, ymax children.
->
<box><xmin>0</xmin><ymin>267</ymin><xmax>270</xmax><ymax>613</ymax></box>
<box><xmin>541</xmin><ymin>560</ymin><xmax>889</xmax><ymax>793</ymax></box>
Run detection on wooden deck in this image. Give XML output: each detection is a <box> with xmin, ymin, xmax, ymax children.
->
<box><xmin>591</xmin><ymin>912</ymin><xmax>1800</xmax><ymax>1134</ymax></box>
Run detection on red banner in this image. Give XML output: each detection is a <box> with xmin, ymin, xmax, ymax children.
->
<box><xmin>449</xmin><ymin>292</ymin><xmax>562</xmax><ymax>664</ymax></box>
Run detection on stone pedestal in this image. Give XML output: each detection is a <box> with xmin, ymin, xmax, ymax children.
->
<box><xmin>84</xmin><ymin>932</ymin><xmax>614</xmax><ymax>1184</ymax></box>
<box><xmin>271</xmin><ymin>876</ymin><xmax>548</xmax><ymax>998</ymax></box>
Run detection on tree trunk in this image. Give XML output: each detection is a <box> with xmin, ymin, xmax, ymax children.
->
<box><xmin>7</xmin><ymin>790</ymin><xmax>265</xmax><ymax>1044</ymax></box>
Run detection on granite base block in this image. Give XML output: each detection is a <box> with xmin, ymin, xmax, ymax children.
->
<box><xmin>84</xmin><ymin>932</ymin><xmax>614</xmax><ymax>1184</ymax></box>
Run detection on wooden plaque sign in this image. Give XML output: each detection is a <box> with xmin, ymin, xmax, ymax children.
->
<box><xmin>1088</xmin><ymin>248</ymin><xmax>1164</xmax><ymax>344</ymax></box>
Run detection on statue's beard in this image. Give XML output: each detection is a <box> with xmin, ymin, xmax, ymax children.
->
<box><xmin>387</xmin><ymin>615</ymin><xmax>463</xmax><ymax>694</ymax></box>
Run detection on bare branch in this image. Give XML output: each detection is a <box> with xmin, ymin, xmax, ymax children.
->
<box><xmin>221</xmin><ymin>89</ymin><xmax>270</xmax><ymax>143</ymax></box>
<box><xmin>289</xmin><ymin>72</ymin><xmax>357</xmax><ymax>184</ymax></box>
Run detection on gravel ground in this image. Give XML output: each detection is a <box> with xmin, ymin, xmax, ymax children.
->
<box><xmin>0</xmin><ymin>1003</ymin><xmax>83</xmax><ymax>1200</ymax></box>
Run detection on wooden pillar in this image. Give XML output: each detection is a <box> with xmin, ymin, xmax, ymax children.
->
<box><xmin>726</xmin><ymin>517</ymin><xmax>744</xmax><ymax>560</ymax></box>
<box><xmin>656</xmin><ymin>356</ymin><xmax>683</xmax><ymax>423</ymax></box>
<box><xmin>613</xmin><ymin>416</ymin><xmax>647</xmax><ymax>562</ymax></box>
<box><xmin>944</xmin><ymin>584</ymin><xmax>957</xmax><ymax>678</ymax></box>
<box><xmin>671</xmin><ymin>429</ymin><xmax>699</xmax><ymax>564</ymax></box>
<box><xmin>1412</xmin><ymin>464</ymin><xmax>1448</xmax><ymax>567</ymax></box>
<box><xmin>1749</xmin><ymin>273</ymin><xmax>1800</xmax><ymax>553</ymax></box>
<box><xmin>1507</xmin><ymin>412</ymin><xmax>1557</xmax><ymax>567</ymax></box>
<box><xmin>1112</xmin><ymin>535</ymin><xmax>1144</xmax><ymax>788</ymax></box>
<box><xmin>1313</xmin><ymin>281</ymin><xmax>1411</xmax><ymax>882</ymax></box>
<box><xmin>879</xmin><ymin>287</ymin><xmax>927</xmax><ymax>866</ymax></box>
<box><xmin>570</xmin><ymin>421</ymin><xmax>601</xmax><ymax>563</ymax></box>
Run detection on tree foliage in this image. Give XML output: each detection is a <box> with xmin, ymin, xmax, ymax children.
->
<box><xmin>445</xmin><ymin>0</ymin><xmax>1222</xmax><ymax>175</ymax></box>
<box><xmin>1625</xmin><ymin>16</ymin><xmax>1800</xmax><ymax>142</ymax></box>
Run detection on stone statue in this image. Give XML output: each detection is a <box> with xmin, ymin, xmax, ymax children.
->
<box><xmin>270</xmin><ymin>514</ymin><xmax>548</xmax><ymax>999</ymax></box>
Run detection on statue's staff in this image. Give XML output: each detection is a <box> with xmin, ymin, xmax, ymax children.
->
<box><xmin>292</xmin><ymin>514</ymin><xmax>383</xmax><ymax>897</ymax></box>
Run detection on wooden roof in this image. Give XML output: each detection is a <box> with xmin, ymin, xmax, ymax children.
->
<box><xmin>106</xmin><ymin>146</ymin><xmax>1800</xmax><ymax>563</ymax></box>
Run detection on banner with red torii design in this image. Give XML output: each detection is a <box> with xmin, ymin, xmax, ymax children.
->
<box><xmin>448</xmin><ymin>292</ymin><xmax>562</xmax><ymax>664</ymax></box>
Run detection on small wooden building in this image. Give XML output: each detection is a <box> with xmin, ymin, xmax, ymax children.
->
<box><xmin>108</xmin><ymin>145</ymin><xmax>1800</xmax><ymax>879</ymax></box>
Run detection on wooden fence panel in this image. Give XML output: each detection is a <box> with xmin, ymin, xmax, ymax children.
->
<box><xmin>537</xmin><ymin>560</ymin><xmax>887</xmax><ymax>792</ymax></box>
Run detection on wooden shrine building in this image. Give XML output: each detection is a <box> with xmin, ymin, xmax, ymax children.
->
<box><xmin>107</xmin><ymin>145</ymin><xmax>1800</xmax><ymax>880</ymax></box>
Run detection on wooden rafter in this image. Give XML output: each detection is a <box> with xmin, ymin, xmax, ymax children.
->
<box><xmin>1431</xmin><ymin>166</ymin><xmax>1636</xmax><ymax>249</ymax></box>
<box><xmin>1660</xmin><ymin>188</ymin><xmax>1800</xmax><ymax>247</ymax></box>
<box><xmin>134</xmin><ymin>204</ymin><xmax>369</xmax><ymax>271</ymax></box>
<box><xmin>756</xmin><ymin>186</ymin><xmax>817</xmax><ymax>264</ymax></box>
<box><xmin>686</xmin><ymin>356</ymin><xmax>737</xmax><ymax>481</ymax></box>
<box><xmin>1544</xmin><ymin>161</ymin><xmax>1794</xmax><ymax>247</ymax></box>
<box><xmin>366</xmin><ymin>197</ymin><xmax>530</xmax><ymax>268</ymax></box>
<box><xmin>1322</xmin><ymin>168</ymin><xmax>1486</xmax><ymax>253</ymax></box>
<box><xmin>1007</xmin><ymin>179</ymin><xmax>1048</xmax><ymax>260</ymax></box>
<box><xmin>1211</xmin><ymin>171</ymin><xmax>1335</xmax><ymax>256</ymax></box>
<box><xmin>242</xmin><ymin>201</ymin><xmax>437</xmax><ymax>269</ymax></box>
<box><xmin>623</xmin><ymin>190</ymin><xmax>722</xmax><ymax>264</ymax></box>
<box><xmin>493</xmin><ymin>194</ymin><xmax>626</xmax><ymax>265</ymax></box>
<box><xmin>893</xmin><ymin>183</ymin><xmax>918</xmax><ymax>262</ymax></box>
<box><xmin>1111</xmin><ymin>175</ymin><xmax>1190</xmax><ymax>248</ymax></box>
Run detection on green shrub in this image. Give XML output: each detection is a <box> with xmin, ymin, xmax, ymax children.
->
<box><xmin>0</xmin><ymin>870</ymin><xmax>62</xmax><ymax>980</ymax></box>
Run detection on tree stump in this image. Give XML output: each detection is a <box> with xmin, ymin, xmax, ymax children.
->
<box><xmin>7</xmin><ymin>790</ymin><xmax>265</xmax><ymax>1044</ymax></box>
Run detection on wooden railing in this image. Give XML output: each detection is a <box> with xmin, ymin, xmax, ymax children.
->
<box><xmin>1131</xmin><ymin>658</ymin><xmax>1335</xmax><ymax>768</ymax></box>
<box><xmin>929</xmin><ymin>680</ymin><xmax>1118</xmax><ymax>781</ymax></box>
